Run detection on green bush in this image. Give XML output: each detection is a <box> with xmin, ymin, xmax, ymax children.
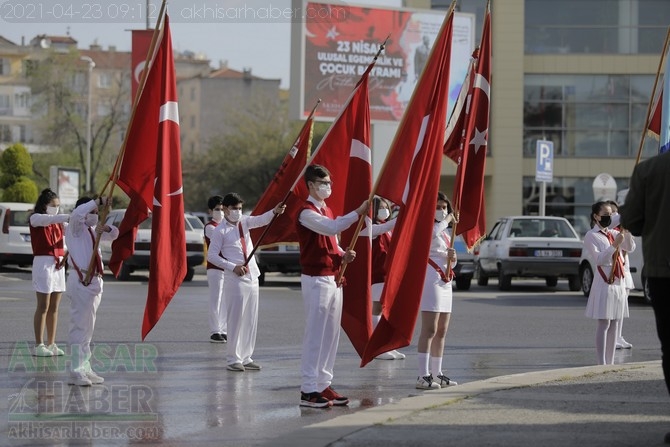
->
<box><xmin>0</xmin><ymin>143</ymin><xmax>38</xmax><ymax>202</ymax></box>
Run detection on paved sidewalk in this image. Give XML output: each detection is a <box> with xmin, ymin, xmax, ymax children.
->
<box><xmin>276</xmin><ymin>361</ymin><xmax>670</xmax><ymax>447</ymax></box>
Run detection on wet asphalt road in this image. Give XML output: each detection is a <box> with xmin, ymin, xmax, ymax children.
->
<box><xmin>0</xmin><ymin>266</ymin><xmax>661</xmax><ymax>446</ymax></box>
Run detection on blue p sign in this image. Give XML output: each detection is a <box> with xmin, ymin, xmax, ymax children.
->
<box><xmin>535</xmin><ymin>140</ymin><xmax>553</xmax><ymax>183</ymax></box>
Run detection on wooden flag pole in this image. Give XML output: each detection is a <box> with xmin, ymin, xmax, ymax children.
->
<box><xmin>243</xmin><ymin>99</ymin><xmax>321</xmax><ymax>265</ymax></box>
<box><xmin>82</xmin><ymin>0</ymin><xmax>167</xmax><ymax>285</ymax></box>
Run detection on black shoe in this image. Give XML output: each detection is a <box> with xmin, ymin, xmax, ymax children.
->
<box><xmin>220</xmin><ymin>333</ymin><xmax>228</xmax><ymax>343</ymax></box>
<box><xmin>210</xmin><ymin>333</ymin><xmax>225</xmax><ymax>343</ymax></box>
<box><xmin>300</xmin><ymin>392</ymin><xmax>332</xmax><ymax>408</ymax></box>
<box><xmin>664</xmin><ymin>431</ymin><xmax>670</xmax><ymax>444</ymax></box>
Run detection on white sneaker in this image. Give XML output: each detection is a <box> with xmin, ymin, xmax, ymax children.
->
<box><xmin>436</xmin><ymin>374</ymin><xmax>458</xmax><ymax>387</ymax></box>
<box><xmin>86</xmin><ymin>371</ymin><xmax>104</xmax><ymax>384</ymax></box>
<box><xmin>376</xmin><ymin>351</ymin><xmax>397</xmax><ymax>360</ymax></box>
<box><xmin>33</xmin><ymin>344</ymin><xmax>54</xmax><ymax>357</ymax></box>
<box><xmin>391</xmin><ymin>350</ymin><xmax>406</xmax><ymax>359</ymax></box>
<box><xmin>48</xmin><ymin>344</ymin><xmax>64</xmax><ymax>356</ymax></box>
<box><xmin>617</xmin><ymin>338</ymin><xmax>633</xmax><ymax>349</ymax></box>
<box><xmin>68</xmin><ymin>372</ymin><xmax>92</xmax><ymax>386</ymax></box>
<box><xmin>416</xmin><ymin>375</ymin><xmax>440</xmax><ymax>390</ymax></box>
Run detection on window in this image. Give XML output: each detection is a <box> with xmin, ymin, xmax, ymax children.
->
<box><xmin>525</xmin><ymin>0</ymin><xmax>670</xmax><ymax>54</ymax></box>
<box><xmin>0</xmin><ymin>58</ymin><xmax>10</xmax><ymax>76</ymax></box>
<box><xmin>98</xmin><ymin>72</ymin><xmax>112</xmax><ymax>88</ymax></box>
<box><xmin>0</xmin><ymin>124</ymin><xmax>11</xmax><ymax>142</ymax></box>
<box><xmin>524</xmin><ymin>74</ymin><xmax>659</xmax><ymax>158</ymax></box>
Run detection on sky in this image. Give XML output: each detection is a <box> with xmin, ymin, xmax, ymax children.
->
<box><xmin>0</xmin><ymin>0</ymin><xmax>400</xmax><ymax>88</ymax></box>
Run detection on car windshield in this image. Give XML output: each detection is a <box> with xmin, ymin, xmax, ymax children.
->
<box><xmin>508</xmin><ymin>218</ymin><xmax>577</xmax><ymax>238</ymax></box>
<box><xmin>137</xmin><ymin>215</ymin><xmax>202</xmax><ymax>231</ymax></box>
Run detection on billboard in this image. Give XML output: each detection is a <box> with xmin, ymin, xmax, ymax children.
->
<box><xmin>295</xmin><ymin>1</ymin><xmax>474</xmax><ymax>122</ymax></box>
<box><xmin>49</xmin><ymin>166</ymin><xmax>80</xmax><ymax>210</ymax></box>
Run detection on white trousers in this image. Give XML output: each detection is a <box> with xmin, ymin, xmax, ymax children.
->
<box><xmin>224</xmin><ymin>271</ymin><xmax>259</xmax><ymax>366</ymax></box>
<box><xmin>66</xmin><ymin>273</ymin><xmax>102</xmax><ymax>374</ymax></box>
<box><xmin>207</xmin><ymin>269</ymin><xmax>227</xmax><ymax>334</ymax></box>
<box><xmin>300</xmin><ymin>274</ymin><xmax>342</xmax><ymax>393</ymax></box>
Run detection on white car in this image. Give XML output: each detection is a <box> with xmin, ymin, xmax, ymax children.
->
<box><xmin>579</xmin><ymin>234</ymin><xmax>648</xmax><ymax>303</ymax></box>
<box><xmin>475</xmin><ymin>216</ymin><xmax>583</xmax><ymax>291</ymax></box>
<box><xmin>100</xmin><ymin>209</ymin><xmax>205</xmax><ymax>281</ymax></box>
<box><xmin>0</xmin><ymin>202</ymin><xmax>34</xmax><ymax>267</ymax></box>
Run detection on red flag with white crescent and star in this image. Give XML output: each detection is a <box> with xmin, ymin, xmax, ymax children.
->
<box><xmin>110</xmin><ymin>14</ymin><xmax>186</xmax><ymax>340</ymax></box>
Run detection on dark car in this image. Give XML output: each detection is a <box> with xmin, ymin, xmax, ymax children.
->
<box><xmin>256</xmin><ymin>244</ymin><xmax>301</xmax><ymax>285</ymax></box>
<box><xmin>452</xmin><ymin>234</ymin><xmax>475</xmax><ymax>290</ymax></box>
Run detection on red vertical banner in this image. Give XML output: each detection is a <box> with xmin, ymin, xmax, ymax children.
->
<box><xmin>131</xmin><ymin>29</ymin><xmax>153</xmax><ymax>103</ymax></box>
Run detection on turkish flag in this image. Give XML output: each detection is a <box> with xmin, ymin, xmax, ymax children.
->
<box><xmin>131</xmin><ymin>29</ymin><xmax>153</xmax><ymax>104</ymax></box>
<box><xmin>294</xmin><ymin>66</ymin><xmax>373</xmax><ymax>358</ymax></box>
<box><xmin>361</xmin><ymin>7</ymin><xmax>455</xmax><ymax>366</ymax></box>
<box><xmin>249</xmin><ymin>117</ymin><xmax>314</xmax><ymax>247</ymax></box>
<box><xmin>450</xmin><ymin>7</ymin><xmax>491</xmax><ymax>250</ymax></box>
<box><xmin>111</xmin><ymin>14</ymin><xmax>186</xmax><ymax>340</ymax></box>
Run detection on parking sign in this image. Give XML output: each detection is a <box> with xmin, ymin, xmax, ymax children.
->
<box><xmin>535</xmin><ymin>140</ymin><xmax>553</xmax><ymax>183</ymax></box>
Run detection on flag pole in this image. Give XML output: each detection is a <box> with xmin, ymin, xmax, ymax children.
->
<box><xmin>82</xmin><ymin>0</ymin><xmax>167</xmax><ymax>285</ymax></box>
<box><xmin>243</xmin><ymin>99</ymin><xmax>321</xmax><ymax>265</ymax></box>
<box><xmin>336</xmin><ymin>1</ymin><xmax>457</xmax><ymax>286</ymax></box>
<box><xmin>634</xmin><ymin>25</ymin><xmax>670</xmax><ymax>166</ymax></box>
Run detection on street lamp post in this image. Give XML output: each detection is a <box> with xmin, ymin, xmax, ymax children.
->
<box><xmin>80</xmin><ymin>56</ymin><xmax>95</xmax><ymax>194</ymax></box>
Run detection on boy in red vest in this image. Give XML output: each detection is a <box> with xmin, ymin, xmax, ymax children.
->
<box><xmin>295</xmin><ymin>164</ymin><xmax>368</xmax><ymax>408</ymax></box>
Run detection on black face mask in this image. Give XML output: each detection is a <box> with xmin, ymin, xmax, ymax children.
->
<box><xmin>599</xmin><ymin>216</ymin><xmax>611</xmax><ymax>228</ymax></box>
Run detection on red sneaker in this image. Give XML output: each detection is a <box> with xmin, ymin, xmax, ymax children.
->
<box><xmin>321</xmin><ymin>386</ymin><xmax>349</xmax><ymax>406</ymax></box>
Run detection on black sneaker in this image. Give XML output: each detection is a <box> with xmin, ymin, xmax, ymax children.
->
<box><xmin>210</xmin><ymin>333</ymin><xmax>225</xmax><ymax>343</ymax></box>
<box><xmin>221</xmin><ymin>333</ymin><xmax>228</xmax><ymax>343</ymax></box>
<box><xmin>300</xmin><ymin>392</ymin><xmax>332</xmax><ymax>408</ymax></box>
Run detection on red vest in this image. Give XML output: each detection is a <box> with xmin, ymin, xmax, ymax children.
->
<box><xmin>372</xmin><ymin>230</ymin><xmax>391</xmax><ymax>285</ymax></box>
<box><xmin>296</xmin><ymin>202</ymin><xmax>341</xmax><ymax>276</ymax></box>
<box><xmin>205</xmin><ymin>220</ymin><xmax>224</xmax><ymax>271</ymax></box>
<box><xmin>29</xmin><ymin>221</ymin><xmax>65</xmax><ymax>260</ymax></box>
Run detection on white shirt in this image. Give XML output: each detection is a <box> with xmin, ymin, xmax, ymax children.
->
<box><xmin>30</xmin><ymin>213</ymin><xmax>69</xmax><ymax>227</ymax></box>
<box><xmin>65</xmin><ymin>200</ymin><xmax>118</xmax><ymax>272</ymax></box>
<box><xmin>298</xmin><ymin>196</ymin><xmax>359</xmax><ymax>254</ymax></box>
<box><xmin>430</xmin><ymin>220</ymin><xmax>457</xmax><ymax>270</ymax></box>
<box><xmin>207</xmin><ymin>210</ymin><xmax>274</xmax><ymax>278</ymax></box>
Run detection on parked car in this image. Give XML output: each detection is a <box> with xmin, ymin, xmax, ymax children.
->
<box><xmin>100</xmin><ymin>209</ymin><xmax>205</xmax><ymax>281</ymax></box>
<box><xmin>451</xmin><ymin>234</ymin><xmax>475</xmax><ymax>290</ymax></box>
<box><xmin>256</xmin><ymin>244</ymin><xmax>301</xmax><ymax>286</ymax></box>
<box><xmin>0</xmin><ymin>202</ymin><xmax>34</xmax><ymax>267</ymax></box>
<box><xmin>579</xmin><ymin>234</ymin><xmax>648</xmax><ymax>302</ymax></box>
<box><xmin>475</xmin><ymin>216</ymin><xmax>583</xmax><ymax>291</ymax></box>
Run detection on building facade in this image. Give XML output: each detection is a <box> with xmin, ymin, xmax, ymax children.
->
<box><xmin>423</xmin><ymin>0</ymin><xmax>670</xmax><ymax>235</ymax></box>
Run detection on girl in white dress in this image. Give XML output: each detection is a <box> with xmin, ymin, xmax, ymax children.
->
<box><xmin>583</xmin><ymin>201</ymin><xmax>635</xmax><ymax>365</ymax></box>
<box><xmin>416</xmin><ymin>192</ymin><xmax>458</xmax><ymax>389</ymax></box>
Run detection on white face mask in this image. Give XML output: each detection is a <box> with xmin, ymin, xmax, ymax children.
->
<box><xmin>435</xmin><ymin>209</ymin><xmax>448</xmax><ymax>222</ymax></box>
<box><xmin>212</xmin><ymin>210</ymin><xmax>224</xmax><ymax>223</ymax></box>
<box><xmin>227</xmin><ymin>209</ymin><xmax>241</xmax><ymax>223</ymax></box>
<box><xmin>316</xmin><ymin>184</ymin><xmax>332</xmax><ymax>200</ymax></box>
<box><xmin>377</xmin><ymin>208</ymin><xmax>390</xmax><ymax>221</ymax></box>
<box><xmin>85</xmin><ymin>214</ymin><xmax>99</xmax><ymax>227</ymax></box>
<box><xmin>46</xmin><ymin>206</ymin><xmax>59</xmax><ymax>215</ymax></box>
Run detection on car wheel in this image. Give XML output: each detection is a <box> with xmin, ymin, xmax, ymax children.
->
<box><xmin>498</xmin><ymin>269</ymin><xmax>512</xmax><ymax>291</ymax></box>
<box><xmin>643</xmin><ymin>275</ymin><xmax>651</xmax><ymax>304</ymax></box>
<box><xmin>568</xmin><ymin>274</ymin><xmax>581</xmax><ymax>292</ymax></box>
<box><xmin>455</xmin><ymin>276</ymin><xmax>472</xmax><ymax>291</ymax></box>
<box><xmin>118</xmin><ymin>263</ymin><xmax>132</xmax><ymax>281</ymax></box>
<box><xmin>580</xmin><ymin>263</ymin><xmax>593</xmax><ymax>297</ymax></box>
<box><xmin>184</xmin><ymin>267</ymin><xmax>195</xmax><ymax>282</ymax></box>
<box><xmin>476</xmin><ymin>262</ymin><xmax>488</xmax><ymax>286</ymax></box>
<box><xmin>545</xmin><ymin>276</ymin><xmax>558</xmax><ymax>287</ymax></box>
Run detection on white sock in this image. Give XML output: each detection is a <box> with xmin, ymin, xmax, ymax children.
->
<box><xmin>417</xmin><ymin>352</ymin><xmax>430</xmax><ymax>377</ymax></box>
<box><xmin>372</xmin><ymin>314</ymin><xmax>381</xmax><ymax>328</ymax></box>
<box><xmin>430</xmin><ymin>356</ymin><xmax>443</xmax><ymax>377</ymax></box>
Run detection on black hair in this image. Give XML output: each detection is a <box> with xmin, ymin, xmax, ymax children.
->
<box><xmin>75</xmin><ymin>196</ymin><xmax>93</xmax><ymax>209</ymax></box>
<box><xmin>207</xmin><ymin>195</ymin><xmax>224</xmax><ymax>211</ymax></box>
<box><xmin>590</xmin><ymin>201</ymin><xmax>609</xmax><ymax>228</ymax></box>
<box><xmin>33</xmin><ymin>188</ymin><xmax>59</xmax><ymax>215</ymax></box>
<box><xmin>304</xmin><ymin>164</ymin><xmax>330</xmax><ymax>186</ymax></box>
<box><xmin>437</xmin><ymin>191</ymin><xmax>453</xmax><ymax>214</ymax></box>
<box><xmin>222</xmin><ymin>193</ymin><xmax>244</xmax><ymax>207</ymax></box>
<box><xmin>372</xmin><ymin>196</ymin><xmax>391</xmax><ymax>223</ymax></box>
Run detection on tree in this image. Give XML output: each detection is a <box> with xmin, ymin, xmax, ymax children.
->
<box><xmin>28</xmin><ymin>49</ymin><xmax>130</xmax><ymax>195</ymax></box>
<box><xmin>0</xmin><ymin>143</ymin><xmax>38</xmax><ymax>202</ymax></box>
<box><xmin>182</xmin><ymin>96</ymin><xmax>329</xmax><ymax>212</ymax></box>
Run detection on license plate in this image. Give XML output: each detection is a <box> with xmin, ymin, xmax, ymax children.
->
<box><xmin>534</xmin><ymin>250</ymin><xmax>562</xmax><ymax>257</ymax></box>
